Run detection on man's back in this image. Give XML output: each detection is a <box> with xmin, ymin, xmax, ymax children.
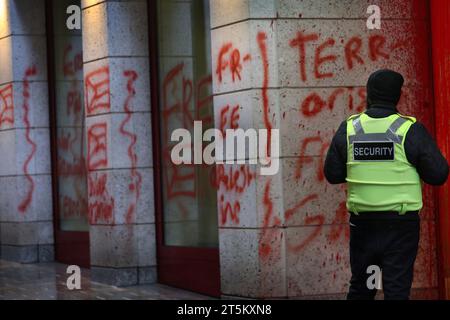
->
<box><xmin>324</xmin><ymin>104</ymin><xmax>449</xmax><ymax>188</ymax></box>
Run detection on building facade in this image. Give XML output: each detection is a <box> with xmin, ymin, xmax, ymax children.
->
<box><xmin>0</xmin><ymin>0</ymin><xmax>449</xmax><ymax>299</ymax></box>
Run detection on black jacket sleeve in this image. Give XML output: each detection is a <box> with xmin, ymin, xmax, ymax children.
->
<box><xmin>324</xmin><ymin>121</ymin><xmax>348</xmax><ymax>184</ymax></box>
<box><xmin>404</xmin><ymin>122</ymin><xmax>449</xmax><ymax>186</ymax></box>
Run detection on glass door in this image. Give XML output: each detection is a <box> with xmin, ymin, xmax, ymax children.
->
<box><xmin>47</xmin><ymin>0</ymin><xmax>90</xmax><ymax>267</ymax></box>
<box><xmin>150</xmin><ymin>0</ymin><xmax>220</xmax><ymax>296</ymax></box>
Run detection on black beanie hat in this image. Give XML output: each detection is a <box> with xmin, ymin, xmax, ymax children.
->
<box><xmin>366</xmin><ymin>69</ymin><xmax>404</xmax><ymax>107</ymax></box>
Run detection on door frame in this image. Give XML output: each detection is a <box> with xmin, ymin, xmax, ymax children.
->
<box><xmin>147</xmin><ymin>0</ymin><xmax>221</xmax><ymax>297</ymax></box>
<box><xmin>45</xmin><ymin>0</ymin><xmax>90</xmax><ymax>268</ymax></box>
<box><xmin>430</xmin><ymin>0</ymin><xmax>450</xmax><ymax>300</ymax></box>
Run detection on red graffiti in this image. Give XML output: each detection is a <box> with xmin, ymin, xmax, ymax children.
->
<box><xmin>215</xmin><ymin>164</ymin><xmax>256</xmax><ymax>225</ymax></box>
<box><xmin>119</xmin><ymin>70</ymin><xmax>142</xmax><ymax>224</ymax></box>
<box><xmin>88</xmin><ymin>173</ymin><xmax>114</xmax><ymax>224</ymax></box>
<box><xmin>87</xmin><ymin>123</ymin><xmax>108</xmax><ymax>171</ymax></box>
<box><xmin>315</xmin><ymin>38</ymin><xmax>337</xmax><ymax>79</ymax></box>
<box><xmin>0</xmin><ymin>84</ymin><xmax>14</xmax><ymax>128</ymax></box>
<box><xmin>196</xmin><ymin>75</ymin><xmax>213</xmax><ymax>124</ymax></box>
<box><xmin>63</xmin><ymin>44</ymin><xmax>83</xmax><ymax>77</ymax></box>
<box><xmin>290</xmin><ymin>32</ymin><xmax>398</xmax><ymax>82</ymax></box>
<box><xmin>300</xmin><ymin>87</ymin><xmax>366</xmax><ymax>118</ymax></box>
<box><xmin>288</xmin><ymin>215</ymin><xmax>325</xmax><ymax>253</ymax></box>
<box><xmin>259</xmin><ymin>180</ymin><xmax>281</xmax><ymax>259</ymax></box>
<box><xmin>85</xmin><ymin>66</ymin><xmax>110</xmax><ymax>115</ymax></box>
<box><xmin>219</xmin><ymin>104</ymin><xmax>240</xmax><ymax>136</ymax></box>
<box><xmin>62</xmin><ymin>195</ymin><xmax>88</xmax><ymax>219</ymax></box>
<box><xmin>67</xmin><ymin>89</ymin><xmax>82</xmax><ymax>116</ymax></box>
<box><xmin>161</xmin><ymin>63</ymin><xmax>214</xmax><ymax>200</ymax></box>
<box><xmin>285</xmin><ymin>194</ymin><xmax>319</xmax><ymax>221</ymax></box>
<box><xmin>257</xmin><ymin>32</ymin><xmax>272</xmax><ymax>157</ymax></box>
<box><xmin>214</xmin><ymin>164</ymin><xmax>255</xmax><ymax>193</ymax></box>
<box><xmin>162</xmin><ymin>63</ymin><xmax>195</xmax><ymax>199</ymax></box>
<box><xmin>18</xmin><ymin>66</ymin><xmax>38</xmax><ymax>213</ymax></box>
<box><xmin>345</xmin><ymin>37</ymin><xmax>364</xmax><ymax>70</ymax></box>
<box><xmin>301</xmin><ymin>93</ymin><xmax>326</xmax><ymax>117</ymax></box>
<box><xmin>216</xmin><ymin>43</ymin><xmax>251</xmax><ymax>83</ymax></box>
<box><xmin>58</xmin><ymin>157</ymin><xmax>86</xmax><ymax>177</ymax></box>
<box><xmin>327</xmin><ymin>201</ymin><xmax>350</xmax><ymax>242</ymax></box>
<box><xmin>219</xmin><ymin>196</ymin><xmax>240</xmax><ymax>225</ymax></box>
<box><xmin>295</xmin><ymin>136</ymin><xmax>329</xmax><ymax>181</ymax></box>
<box><xmin>289</xmin><ymin>31</ymin><xmax>320</xmax><ymax>82</ymax></box>
<box><xmin>369</xmin><ymin>35</ymin><xmax>390</xmax><ymax>61</ymax></box>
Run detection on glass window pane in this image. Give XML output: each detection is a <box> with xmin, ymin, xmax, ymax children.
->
<box><xmin>52</xmin><ymin>0</ymin><xmax>88</xmax><ymax>232</ymax></box>
<box><xmin>157</xmin><ymin>0</ymin><xmax>218</xmax><ymax>247</ymax></box>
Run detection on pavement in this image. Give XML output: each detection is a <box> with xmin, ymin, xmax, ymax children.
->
<box><xmin>0</xmin><ymin>260</ymin><xmax>210</xmax><ymax>300</ymax></box>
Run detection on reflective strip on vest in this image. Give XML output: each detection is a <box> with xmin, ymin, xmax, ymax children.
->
<box><xmin>348</xmin><ymin>115</ymin><xmax>407</xmax><ymax>144</ymax></box>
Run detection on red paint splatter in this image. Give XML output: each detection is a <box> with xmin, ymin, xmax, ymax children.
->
<box><xmin>327</xmin><ymin>202</ymin><xmax>350</xmax><ymax>242</ymax></box>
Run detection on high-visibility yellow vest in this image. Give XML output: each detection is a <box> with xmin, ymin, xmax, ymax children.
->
<box><xmin>346</xmin><ymin>113</ymin><xmax>423</xmax><ymax>214</ymax></box>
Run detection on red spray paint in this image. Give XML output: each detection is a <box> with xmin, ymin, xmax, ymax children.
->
<box><xmin>18</xmin><ymin>66</ymin><xmax>38</xmax><ymax>213</ymax></box>
<box><xmin>119</xmin><ymin>70</ymin><xmax>143</xmax><ymax>224</ymax></box>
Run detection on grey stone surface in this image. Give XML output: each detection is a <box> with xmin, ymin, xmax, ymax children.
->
<box><xmin>91</xmin><ymin>266</ymin><xmax>138</xmax><ymax>287</ymax></box>
<box><xmin>138</xmin><ymin>266</ymin><xmax>157</xmax><ymax>284</ymax></box>
<box><xmin>38</xmin><ymin>245</ymin><xmax>55</xmax><ymax>262</ymax></box>
<box><xmin>1</xmin><ymin>245</ymin><xmax>38</xmax><ymax>263</ymax></box>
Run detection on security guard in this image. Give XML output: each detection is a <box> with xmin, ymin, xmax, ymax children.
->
<box><xmin>324</xmin><ymin>69</ymin><xmax>449</xmax><ymax>300</ymax></box>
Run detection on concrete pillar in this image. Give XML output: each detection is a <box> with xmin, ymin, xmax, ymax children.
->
<box><xmin>81</xmin><ymin>0</ymin><xmax>156</xmax><ymax>286</ymax></box>
<box><xmin>0</xmin><ymin>0</ymin><xmax>54</xmax><ymax>263</ymax></box>
<box><xmin>210</xmin><ymin>0</ymin><xmax>437</xmax><ymax>299</ymax></box>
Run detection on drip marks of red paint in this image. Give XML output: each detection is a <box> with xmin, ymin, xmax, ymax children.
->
<box><xmin>259</xmin><ymin>180</ymin><xmax>281</xmax><ymax>259</ymax></box>
<box><xmin>18</xmin><ymin>66</ymin><xmax>38</xmax><ymax>213</ymax></box>
<box><xmin>257</xmin><ymin>32</ymin><xmax>272</xmax><ymax>157</ymax></box>
<box><xmin>120</xmin><ymin>70</ymin><xmax>143</xmax><ymax>224</ymax></box>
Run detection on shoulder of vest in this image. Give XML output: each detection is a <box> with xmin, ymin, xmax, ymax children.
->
<box><xmin>396</xmin><ymin>113</ymin><xmax>417</xmax><ymax>123</ymax></box>
<box><xmin>347</xmin><ymin>113</ymin><xmax>363</xmax><ymax>121</ymax></box>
